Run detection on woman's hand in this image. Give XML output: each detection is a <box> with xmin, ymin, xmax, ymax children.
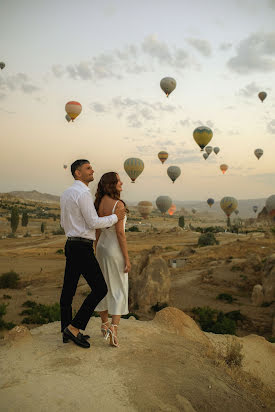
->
<box><xmin>124</xmin><ymin>258</ymin><xmax>131</xmax><ymax>273</ymax></box>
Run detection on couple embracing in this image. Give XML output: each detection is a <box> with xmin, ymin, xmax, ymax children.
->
<box><xmin>60</xmin><ymin>159</ymin><xmax>130</xmax><ymax>348</ymax></box>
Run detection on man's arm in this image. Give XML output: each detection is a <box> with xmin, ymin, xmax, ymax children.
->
<box><xmin>78</xmin><ymin>191</ymin><xmax>118</xmax><ymax>229</ymax></box>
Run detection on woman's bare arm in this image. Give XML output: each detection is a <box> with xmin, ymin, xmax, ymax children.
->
<box><xmin>115</xmin><ymin>201</ymin><xmax>131</xmax><ymax>273</ymax></box>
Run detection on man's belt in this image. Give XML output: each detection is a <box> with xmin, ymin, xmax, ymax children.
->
<box><xmin>67</xmin><ymin>237</ymin><xmax>93</xmax><ymax>244</ymax></box>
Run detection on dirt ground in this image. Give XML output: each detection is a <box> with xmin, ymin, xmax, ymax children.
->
<box><xmin>0</xmin><ymin>221</ymin><xmax>274</xmax><ymax>339</ymax></box>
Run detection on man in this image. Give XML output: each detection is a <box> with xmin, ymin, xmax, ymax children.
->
<box><xmin>60</xmin><ymin>159</ymin><xmax>125</xmax><ymax>348</ymax></box>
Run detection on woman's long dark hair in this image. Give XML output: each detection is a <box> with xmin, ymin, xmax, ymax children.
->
<box><xmin>94</xmin><ymin>172</ymin><xmax>128</xmax><ymax>212</ymax></box>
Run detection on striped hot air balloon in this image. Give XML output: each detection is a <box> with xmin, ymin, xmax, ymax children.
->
<box><xmin>124</xmin><ymin>158</ymin><xmax>144</xmax><ymax>183</ymax></box>
<box><xmin>65</xmin><ymin>101</ymin><xmax>82</xmax><ymax>121</ymax></box>
<box><xmin>158</xmin><ymin>151</ymin><xmax>168</xmax><ymax>164</ymax></box>
<box><xmin>138</xmin><ymin>201</ymin><xmax>153</xmax><ymax>219</ymax></box>
<box><xmin>193</xmin><ymin>126</ymin><xmax>213</xmax><ymax>151</ymax></box>
<box><xmin>220</xmin><ymin>196</ymin><xmax>238</xmax><ymax>227</ymax></box>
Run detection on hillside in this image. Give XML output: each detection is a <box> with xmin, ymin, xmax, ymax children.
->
<box><xmin>0</xmin><ymin>190</ymin><xmax>268</xmax><ymax>218</ymax></box>
<box><xmin>2</xmin><ymin>190</ymin><xmax>60</xmax><ymax>204</ymax></box>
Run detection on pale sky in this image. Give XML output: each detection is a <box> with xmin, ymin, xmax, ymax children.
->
<box><xmin>1</xmin><ymin>0</ymin><xmax>275</xmax><ymax>203</ymax></box>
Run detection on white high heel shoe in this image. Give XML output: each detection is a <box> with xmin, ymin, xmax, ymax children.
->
<box><xmin>105</xmin><ymin>324</ymin><xmax>119</xmax><ymax>347</ymax></box>
<box><xmin>101</xmin><ymin>321</ymin><xmax>109</xmax><ymax>338</ymax></box>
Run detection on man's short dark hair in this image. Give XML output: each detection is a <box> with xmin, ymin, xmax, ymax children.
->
<box><xmin>71</xmin><ymin>159</ymin><xmax>90</xmax><ymax>178</ymax></box>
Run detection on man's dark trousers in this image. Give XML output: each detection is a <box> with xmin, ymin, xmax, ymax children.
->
<box><xmin>60</xmin><ymin>240</ymin><xmax>107</xmax><ymax>332</ymax></box>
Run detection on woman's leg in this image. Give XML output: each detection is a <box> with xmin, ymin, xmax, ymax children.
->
<box><xmin>99</xmin><ymin>310</ymin><xmax>109</xmax><ymax>336</ymax></box>
<box><xmin>109</xmin><ymin>315</ymin><xmax>121</xmax><ymax>346</ymax></box>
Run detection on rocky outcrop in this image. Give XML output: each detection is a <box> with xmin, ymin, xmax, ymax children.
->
<box><xmin>152</xmin><ymin>307</ymin><xmax>210</xmax><ymax>346</ymax></box>
<box><xmin>0</xmin><ymin>310</ymin><xmax>274</xmax><ymax>411</ymax></box>
<box><xmin>129</xmin><ymin>246</ymin><xmax>171</xmax><ymax>312</ymax></box>
<box><xmin>251</xmin><ymin>284</ymin><xmax>264</xmax><ymax>306</ymax></box>
<box><xmin>262</xmin><ymin>254</ymin><xmax>275</xmax><ymax>303</ymax></box>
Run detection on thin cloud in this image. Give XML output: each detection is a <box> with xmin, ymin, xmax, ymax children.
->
<box><xmin>238</xmin><ymin>82</ymin><xmax>260</xmax><ymax>97</ymax></box>
<box><xmin>267</xmin><ymin>119</ymin><xmax>275</xmax><ymax>134</ymax></box>
<box><xmin>219</xmin><ymin>42</ymin><xmax>232</xmax><ymax>51</ymax></box>
<box><xmin>52</xmin><ymin>34</ymin><xmax>197</xmax><ymax>82</ymax></box>
<box><xmin>0</xmin><ymin>72</ymin><xmax>39</xmax><ymax>94</ymax></box>
<box><xmin>227</xmin><ymin>32</ymin><xmax>275</xmax><ymax>74</ymax></box>
<box><xmin>90</xmin><ymin>102</ymin><xmax>107</xmax><ymax>113</ymax></box>
<box><xmin>186</xmin><ymin>38</ymin><xmax>212</xmax><ymax>57</ymax></box>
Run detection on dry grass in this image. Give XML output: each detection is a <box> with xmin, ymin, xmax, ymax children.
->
<box><xmin>205</xmin><ymin>338</ymin><xmax>275</xmax><ymax>409</ymax></box>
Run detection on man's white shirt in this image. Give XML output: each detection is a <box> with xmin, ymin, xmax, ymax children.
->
<box><xmin>60</xmin><ymin>180</ymin><xmax>118</xmax><ymax>240</ymax></box>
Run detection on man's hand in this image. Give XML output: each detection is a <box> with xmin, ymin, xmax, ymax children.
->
<box><xmin>114</xmin><ymin>203</ymin><xmax>126</xmax><ymax>221</ymax></box>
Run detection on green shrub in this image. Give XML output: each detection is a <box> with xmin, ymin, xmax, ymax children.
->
<box><xmin>268</xmin><ymin>337</ymin><xmax>275</xmax><ymax>343</ymax></box>
<box><xmin>0</xmin><ymin>303</ymin><xmax>15</xmax><ymax>330</ymax></box>
<box><xmin>20</xmin><ymin>300</ymin><xmax>60</xmax><ymax>324</ymax></box>
<box><xmin>178</xmin><ymin>216</ymin><xmax>185</xmax><ymax>228</ymax></box>
<box><xmin>151</xmin><ymin>302</ymin><xmax>168</xmax><ymax>312</ymax></box>
<box><xmin>56</xmin><ymin>249</ymin><xmax>64</xmax><ymax>254</ymax></box>
<box><xmin>192</xmin><ymin>306</ymin><xmax>239</xmax><ymax>335</ymax></box>
<box><xmin>52</xmin><ymin>226</ymin><xmax>65</xmax><ymax>235</ymax></box>
<box><xmin>261</xmin><ymin>301</ymin><xmax>274</xmax><ymax>307</ymax></box>
<box><xmin>3</xmin><ymin>294</ymin><xmax>11</xmax><ymax>299</ymax></box>
<box><xmin>216</xmin><ymin>293</ymin><xmax>235</xmax><ymax>304</ymax></box>
<box><xmin>128</xmin><ymin>225</ymin><xmax>140</xmax><ymax>232</ymax></box>
<box><xmin>224</xmin><ymin>339</ymin><xmax>244</xmax><ymax>367</ymax></box>
<box><xmin>23</xmin><ymin>232</ymin><xmax>31</xmax><ymax>238</ymax></box>
<box><xmin>231</xmin><ymin>265</ymin><xmax>242</xmax><ymax>272</ymax></box>
<box><xmin>11</xmin><ymin>207</ymin><xmax>19</xmax><ymax>233</ymax></box>
<box><xmin>0</xmin><ymin>271</ymin><xmax>20</xmax><ymax>289</ymax></box>
<box><xmin>198</xmin><ymin>232</ymin><xmax>219</xmax><ymax>247</ymax></box>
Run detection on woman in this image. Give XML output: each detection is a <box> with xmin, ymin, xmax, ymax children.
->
<box><xmin>94</xmin><ymin>172</ymin><xmax>130</xmax><ymax>347</ymax></box>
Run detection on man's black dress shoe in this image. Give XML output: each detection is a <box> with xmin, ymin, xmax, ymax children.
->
<box><xmin>63</xmin><ymin>332</ymin><xmax>90</xmax><ymax>344</ymax></box>
<box><xmin>63</xmin><ymin>327</ymin><xmax>90</xmax><ymax>348</ymax></box>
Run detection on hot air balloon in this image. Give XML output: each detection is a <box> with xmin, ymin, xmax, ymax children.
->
<box><xmin>253</xmin><ymin>206</ymin><xmax>258</xmax><ymax>214</ymax></box>
<box><xmin>192</xmin><ymin>208</ymin><xmax>197</xmax><ymax>214</ymax></box>
<box><xmin>234</xmin><ymin>209</ymin><xmax>239</xmax><ymax>215</ymax></box>
<box><xmin>138</xmin><ymin>201</ymin><xmax>153</xmax><ymax>219</ymax></box>
<box><xmin>205</xmin><ymin>146</ymin><xmax>213</xmax><ymax>155</ymax></box>
<box><xmin>193</xmin><ymin>126</ymin><xmax>213</xmax><ymax>151</ymax></box>
<box><xmin>203</xmin><ymin>153</ymin><xmax>209</xmax><ymax>160</ymax></box>
<box><xmin>258</xmin><ymin>91</ymin><xmax>267</xmax><ymax>102</ymax></box>
<box><xmin>65</xmin><ymin>114</ymin><xmax>72</xmax><ymax>122</ymax></box>
<box><xmin>0</xmin><ymin>62</ymin><xmax>5</xmax><ymax>70</ymax></box>
<box><xmin>213</xmin><ymin>147</ymin><xmax>220</xmax><ymax>155</ymax></box>
<box><xmin>220</xmin><ymin>164</ymin><xmax>228</xmax><ymax>174</ymax></box>
<box><xmin>168</xmin><ymin>204</ymin><xmax>176</xmax><ymax>216</ymax></box>
<box><xmin>207</xmin><ymin>198</ymin><xmax>214</xmax><ymax>208</ymax></box>
<box><xmin>265</xmin><ymin>195</ymin><xmax>275</xmax><ymax>217</ymax></box>
<box><xmin>160</xmin><ymin>77</ymin><xmax>176</xmax><ymax>97</ymax></box>
<box><xmin>124</xmin><ymin>158</ymin><xmax>144</xmax><ymax>183</ymax></box>
<box><xmin>158</xmin><ymin>151</ymin><xmax>168</xmax><ymax>164</ymax></box>
<box><xmin>167</xmin><ymin>166</ymin><xmax>181</xmax><ymax>183</ymax></box>
<box><xmin>65</xmin><ymin>101</ymin><xmax>82</xmax><ymax>121</ymax></box>
<box><xmin>156</xmin><ymin>196</ymin><xmax>172</xmax><ymax>215</ymax></box>
<box><xmin>254</xmin><ymin>148</ymin><xmax>263</xmax><ymax>160</ymax></box>
<box><xmin>63</xmin><ymin>164</ymin><xmax>67</xmax><ymax>170</ymax></box>
<box><xmin>220</xmin><ymin>196</ymin><xmax>238</xmax><ymax>226</ymax></box>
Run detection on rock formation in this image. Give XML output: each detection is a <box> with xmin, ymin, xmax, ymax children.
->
<box><xmin>251</xmin><ymin>284</ymin><xmax>264</xmax><ymax>306</ymax></box>
<box><xmin>129</xmin><ymin>246</ymin><xmax>171</xmax><ymax>312</ymax></box>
